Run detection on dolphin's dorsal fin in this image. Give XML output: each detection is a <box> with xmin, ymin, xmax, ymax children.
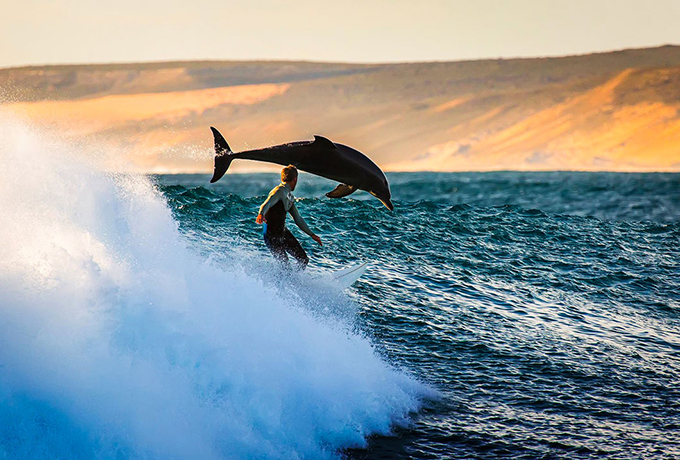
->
<box><xmin>313</xmin><ymin>135</ymin><xmax>336</xmax><ymax>149</ymax></box>
<box><xmin>326</xmin><ymin>184</ymin><xmax>357</xmax><ymax>199</ymax></box>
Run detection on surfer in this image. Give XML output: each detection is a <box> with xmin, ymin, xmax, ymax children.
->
<box><xmin>256</xmin><ymin>165</ymin><xmax>322</xmax><ymax>269</ymax></box>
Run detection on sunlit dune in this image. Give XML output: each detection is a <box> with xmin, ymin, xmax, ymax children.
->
<box><xmin>391</xmin><ymin>69</ymin><xmax>680</xmax><ymax>172</ymax></box>
<box><xmin>2</xmin><ymin>47</ymin><xmax>680</xmax><ymax>173</ymax></box>
<box><xmin>432</xmin><ymin>97</ymin><xmax>472</xmax><ymax>113</ymax></box>
<box><xmin>3</xmin><ymin>83</ymin><xmax>290</xmax><ymax>132</ymax></box>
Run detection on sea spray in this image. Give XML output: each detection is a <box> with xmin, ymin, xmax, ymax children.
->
<box><xmin>0</xmin><ymin>116</ymin><xmax>428</xmax><ymax>459</ymax></box>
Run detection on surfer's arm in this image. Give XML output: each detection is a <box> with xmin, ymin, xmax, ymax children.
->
<box><xmin>289</xmin><ymin>202</ymin><xmax>315</xmax><ymax>238</ymax></box>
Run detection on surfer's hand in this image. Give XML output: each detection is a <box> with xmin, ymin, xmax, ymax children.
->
<box><xmin>256</xmin><ymin>214</ymin><xmax>265</xmax><ymax>225</ymax></box>
<box><xmin>312</xmin><ymin>235</ymin><xmax>323</xmax><ymax>246</ymax></box>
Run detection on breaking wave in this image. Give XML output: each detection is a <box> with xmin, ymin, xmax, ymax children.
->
<box><xmin>0</xmin><ymin>116</ymin><xmax>428</xmax><ymax>459</ymax></box>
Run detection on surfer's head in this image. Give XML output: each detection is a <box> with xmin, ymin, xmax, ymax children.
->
<box><xmin>281</xmin><ymin>165</ymin><xmax>298</xmax><ymax>190</ymax></box>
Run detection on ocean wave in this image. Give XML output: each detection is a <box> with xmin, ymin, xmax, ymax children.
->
<box><xmin>0</xmin><ymin>117</ymin><xmax>432</xmax><ymax>460</ymax></box>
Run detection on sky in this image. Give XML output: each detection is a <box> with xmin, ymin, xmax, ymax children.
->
<box><xmin>2</xmin><ymin>0</ymin><xmax>680</xmax><ymax>68</ymax></box>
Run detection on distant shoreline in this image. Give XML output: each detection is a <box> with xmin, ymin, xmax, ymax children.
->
<box><xmin>3</xmin><ymin>44</ymin><xmax>679</xmax><ymax>72</ymax></box>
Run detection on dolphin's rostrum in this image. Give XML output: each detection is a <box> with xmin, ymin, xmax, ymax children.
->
<box><xmin>209</xmin><ymin>127</ymin><xmax>393</xmax><ymax>210</ymax></box>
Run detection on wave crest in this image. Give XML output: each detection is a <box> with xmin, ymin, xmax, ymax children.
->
<box><xmin>0</xmin><ymin>116</ymin><xmax>428</xmax><ymax>460</ymax></box>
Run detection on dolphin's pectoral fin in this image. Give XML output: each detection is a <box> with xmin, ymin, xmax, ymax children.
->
<box><xmin>326</xmin><ymin>184</ymin><xmax>357</xmax><ymax>198</ymax></box>
<box><xmin>313</xmin><ymin>135</ymin><xmax>337</xmax><ymax>150</ymax></box>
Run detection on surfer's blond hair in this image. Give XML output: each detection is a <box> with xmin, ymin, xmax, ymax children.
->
<box><xmin>281</xmin><ymin>165</ymin><xmax>298</xmax><ymax>183</ymax></box>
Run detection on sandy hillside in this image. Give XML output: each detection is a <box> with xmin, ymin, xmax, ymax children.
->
<box><xmin>1</xmin><ymin>47</ymin><xmax>680</xmax><ymax>173</ymax></box>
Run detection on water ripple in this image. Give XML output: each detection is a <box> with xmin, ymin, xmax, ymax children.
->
<box><xmin>156</xmin><ymin>173</ymin><xmax>679</xmax><ymax>459</ymax></box>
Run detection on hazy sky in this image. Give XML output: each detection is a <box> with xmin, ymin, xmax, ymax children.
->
<box><xmin>2</xmin><ymin>0</ymin><xmax>680</xmax><ymax>68</ymax></box>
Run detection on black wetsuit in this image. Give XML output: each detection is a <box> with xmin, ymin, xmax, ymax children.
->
<box><xmin>263</xmin><ymin>202</ymin><xmax>308</xmax><ymax>268</ymax></box>
<box><xmin>259</xmin><ymin>182</ymin><xmax>314</xmax><ymax>269</ymax></box>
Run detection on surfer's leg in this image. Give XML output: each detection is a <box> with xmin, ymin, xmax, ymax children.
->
<box><xmin>264</xmin><ymin>233</ymin><xmax>289</xmax><ymax>267</ymax></box>
<box><xmin>282</xmin><ymin>229</ymin><xmax>308</xmax><ymax>269</ymax></box>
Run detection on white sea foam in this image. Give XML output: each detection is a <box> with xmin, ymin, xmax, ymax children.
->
<box><xmin>0</xmin><ymin>116</ymin><xmax>428</xmax><ymax>459</ymax></box>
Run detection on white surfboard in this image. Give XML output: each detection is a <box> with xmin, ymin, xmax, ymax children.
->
<box><xmin>331</xmin><ymin>261</ymin><xmax>369</xmax><ymax>289</ymax></box>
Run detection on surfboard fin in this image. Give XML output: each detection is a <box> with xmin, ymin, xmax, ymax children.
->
<box><xmin>326</xmin><ymin>184</ymin><xmax>357</xmax><ymax>198</ymax></box>
<box><xmin>210</xmin><ymin>127</ymin><xmax>235</xmax><ymax>183</ymax></box>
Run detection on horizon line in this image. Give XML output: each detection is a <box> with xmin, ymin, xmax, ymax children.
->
<box><xmin>149</xmin><ymin>169</ymin><xmax>680</xmax><ymax>176</ymax></box>
<box><xmin>3</xmin><ymin>43</ymin><xmax>679</xmax><ymax>72</ymax></box>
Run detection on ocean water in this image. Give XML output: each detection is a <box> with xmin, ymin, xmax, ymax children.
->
<box><xmin>157</xmin><ymin>172</ymin><xmax>680</xmax><ymax>459</ymax></box>
<box><xmin>1</xmin><ymin>117</ymin><xmax>679</xmax><ymax>459</ymax></box>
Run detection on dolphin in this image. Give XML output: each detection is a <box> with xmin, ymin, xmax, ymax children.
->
<box><xmin>208</xmin><ymin>127</ymin><xmax>393</xmax><ymax>210</ymax></box>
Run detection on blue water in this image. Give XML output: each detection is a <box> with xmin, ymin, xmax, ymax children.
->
<box><xmin>157</xmin><ymin>172</ymin><xmax>680</xmax><ymax>459</ymax></box>
<box><xmin>1</xmin><ymin>119</ymin><xmax>679</xmax><ymax>459</ymax></box>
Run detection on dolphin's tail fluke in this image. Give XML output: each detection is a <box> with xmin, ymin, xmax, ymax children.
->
<box><xmin>210</xmin><ymin>127</ymin><xmax>235</xmax><ymax>183</ymax></box>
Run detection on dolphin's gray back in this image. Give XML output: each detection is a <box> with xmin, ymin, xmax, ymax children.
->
<box><xmin>237</xmin><ymin>138</ymin><xmax>384</xmax><ymax>187</ymax></box>
<box><xmin>335</xmin><ymin>143</ymin><xmax>387</xmax><ymax>181</ymax></box>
